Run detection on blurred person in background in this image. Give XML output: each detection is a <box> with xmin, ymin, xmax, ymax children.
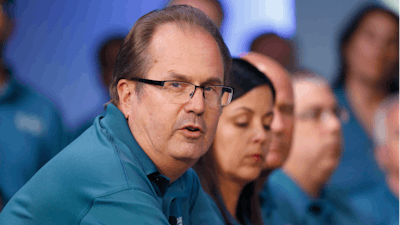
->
<box><xmin>67</xmin><ymin>33</ymin><xmax>126</xmax><ymax>142</ymax></box>
<box><xmin>261</xmin><ymin>74</ymin><xmax>356</xmax><ymax>224</ymax></box>
<box><xmin>98</xmin><ymin>34</ymin><xmax>125</xmax><ymax>94</ymax></box>
<box><xmin>349</xmin><ymin>95</ymin><xmax>399</xmax><ymax>225</ymax></box>
<box><xmin>250</xmin><ymin>33</ymin><xmax>300</xmax><ymax>73</ymax></box>
<box><xmin>243</xmin><ymin>54</ymin><xmax>359</xmax><ymax>224</ymax></box>
<box><xmin>168</xmin><ymin>0</ymin><xmax>224</xmax><ymax>28</ymax></box>
<box><xmin>193</xmin><ymin>58</ymin><xmax>276</xmax><ymax>225</ymax></box>
<box><xmin>241</xmin><ymin>52</ymin><xmax>294</xmax><ymax>173</ymax></box>
<box><xmin>331</xmin><ymin>3</ymin><xmax>399</xmax><ymax>196</ymax></box>
<box><xmin>240</xmin><ymin>52</ymin><xmax>299</xmax><ymax>223</ymax></box>
<box><xmin>0</xmin><ymin>0</ymin><xmax>65</xmax><ymax>208</ymax></box>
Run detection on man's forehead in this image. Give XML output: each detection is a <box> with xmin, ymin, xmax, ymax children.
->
<box><xmin>148</xmin><ymin>22</ymin><xmax>224</xmax><ymax>82</ymax></box>
<box><xmin>294</xmin><ymin>80</ymin><xmax>336</xmax><ymax>109</ymax></box>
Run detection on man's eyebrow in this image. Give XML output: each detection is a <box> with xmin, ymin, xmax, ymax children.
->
<box><xmin>166</xmin><ymin>72</ymin><xmax>188</xmax><ymax>82</ymax></box>
<box><xmin>278</xmin><ymin>104</ymin><xmax>294</xmax><ymax>115</ymax></box>
<box><xmin>166</xmin><ymin>72</ymin><xmax>223</xmax><ymax>85</ymax></box>
<box><xmin>203</xmin><ymin>77</ymin><xmax>223</xmax><ymax>85</ymax></box>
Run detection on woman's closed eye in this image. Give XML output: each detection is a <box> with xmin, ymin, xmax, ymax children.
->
<box><xmin>235</xmin><ymin>122</ymin><xmax>248</xmax><ymax>128</ymax></box>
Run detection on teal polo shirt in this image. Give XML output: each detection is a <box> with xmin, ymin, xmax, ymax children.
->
<box><xmin>261</xmin><ymin>169</ymin><xmax>364</xmax><ymax>224</ymax></box>
<box><xmin>0</xmin><ymin>104</ymin><xmax>224</xmax><ymax>224</ymax></box>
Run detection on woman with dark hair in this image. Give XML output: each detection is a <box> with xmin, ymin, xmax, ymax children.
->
<box><xmin>330</xmin><ymin>3</ymin><xmax>399</xmax><ymax>195</ymax></box>
<box><xmin>193</xmin><ymin>58</ymin><xmax>275</xmax><ymax>225</ymax></box>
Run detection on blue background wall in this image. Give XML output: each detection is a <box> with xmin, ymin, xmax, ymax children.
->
<box><xmin>5</xmin><ymin>0</ymin><xmax>388</xmax><ymax>129</ymax></box>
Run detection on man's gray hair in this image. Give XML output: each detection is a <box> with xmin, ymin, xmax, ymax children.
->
<box><xmin>373</xmin><ymin>94</ymin><xmax>399</xmax><ymax>146</ymax></box>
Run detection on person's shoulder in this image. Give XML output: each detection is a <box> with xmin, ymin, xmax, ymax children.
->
<box><xmin>61</xmin><ymin>121</ymin><xmax>151</xmax><ymax>189</ymax></box>
<box><xmin>0</xmin><ymin>123</ymin><xmax>153</xmax><ymax>223</ymax></box>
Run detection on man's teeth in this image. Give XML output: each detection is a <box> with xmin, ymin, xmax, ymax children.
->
<box><xmin>186</xmin><ymin>127</ymin><xmax>199</xmax><ymax>131</ymax></box>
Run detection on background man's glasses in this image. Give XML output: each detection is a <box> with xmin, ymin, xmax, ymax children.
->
<box><xmin>130</xmin><ymin>77</ymin><xmax>234</xmax><ymax>107</ymax></box>
<box><xmin>296</xmin><ymin>106</ymin><xmax>349</xmax><ymax>124</ymax></box>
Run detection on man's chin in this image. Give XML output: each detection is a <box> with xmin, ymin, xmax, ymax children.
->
<box><xmin>265</xmin><ymin>151</ymin><xmax>283</xmax><ymax>169</ymax></box>
<box><xmin>171</xmin><ymin>143</ymin><xmax>208</xmax><ymax>161</ymax></box>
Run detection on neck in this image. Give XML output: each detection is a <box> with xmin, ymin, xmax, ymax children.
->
<box><xmin>344</xmin><ymin>74</ymin><xmax>388</xmax><ymax>135</ymax></box>
<box><xmin>217</xmin><ymin>175</ymin><xmax>247</xmax><ymax>221</ymax></box>
<box><xmin>140</xmin><ymin>142</ymin><xmax>194</xmax><ymax>183</ymax></box>
<box><xmin>386</xmin><ymin>172</ymin><xmax>399</xmax><ymax>199</ymax></box>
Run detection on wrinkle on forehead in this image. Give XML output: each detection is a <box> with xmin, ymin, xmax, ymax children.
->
<box><xmin>293</xmin><ymin>79</ymin><xmax>336</xmax><ymax>110</ymax></box>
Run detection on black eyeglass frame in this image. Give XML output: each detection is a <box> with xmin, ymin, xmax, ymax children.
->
<box><xmin>129</xmin><ymin>77</ymin><xmax>234</xmax><ymax>106</ymax></box>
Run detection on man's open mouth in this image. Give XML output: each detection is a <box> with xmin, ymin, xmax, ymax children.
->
<box><xmin>185</xmin><ymin>126</ymin><xmax>200</xmax><ymax>132</ymax></box>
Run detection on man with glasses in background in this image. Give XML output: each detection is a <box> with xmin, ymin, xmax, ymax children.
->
<box><xmin>0</xmin><ymin>5</ymin><xmax>232</xmax><ymax>224</ymax></box>
<box><xmin>261</xmin><ymin>73</ymin><xmax>361</xmax><ymax>224</ymax></box>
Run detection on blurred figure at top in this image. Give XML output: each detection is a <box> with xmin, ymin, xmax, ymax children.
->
<box><xmin>330</xmin><ymin>3</ymin><xmax>399</xmax><ymax>195</ymax></box>
<box><xmin>250</xmin><ymin>33</ymin><xmax>300</xmax><ymax>73</ymax></box>
<box><xmin>168</xmin><ymin>0</ymin><xmax>224</xmax><ymax>28</ymax></box>
<box><xmin>350</xmin><ymin>95</ymin><xmax>399</xmax><ymax>224</ymax></box>
<box><xmin>98</xmin><ymin>34</ymin><xmax>125</xmax><ymax>94</ymax></box>
<box><xmin>66</xmin><ymin>33</ymin><xmax>126</xmax><ymax>143</ymax></box>
<box><xmin>0</xmin><ymin>0</ymin><xmax>65</xmax><ymax>208</ymax></box>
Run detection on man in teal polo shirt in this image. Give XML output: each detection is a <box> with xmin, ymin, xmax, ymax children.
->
<box><xmin>0</xmin><ymin>5</ymin><xmax>233</xmax><ymax>224</ymax></box>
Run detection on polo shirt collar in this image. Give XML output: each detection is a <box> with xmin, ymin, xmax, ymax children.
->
<box><xmin>102</xmin><ymin>103</ymin><xmax>160</xmax><ymax>177</ymax></box>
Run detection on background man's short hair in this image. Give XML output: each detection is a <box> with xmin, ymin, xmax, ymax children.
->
<box><xmin>108</xmin><ymin>5</ymin><xmax>231</xmax><ymax>106</ymax></box>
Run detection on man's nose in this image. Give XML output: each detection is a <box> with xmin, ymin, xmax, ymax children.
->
<box><xmin>184</xmin><ymin>87</ymin><xmax>206</xmax><ymax>115</ymax></box>
<box><xmin>325</xmin><ymin>112</ymin><xmax>341</xmax><ymax>134</ymax></box>
<box><xmin>271</xmin><ymin>110</ymin><xmax>284</xmax><ymax>135</ymax></box>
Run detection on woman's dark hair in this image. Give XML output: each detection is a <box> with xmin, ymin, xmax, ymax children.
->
<box><xmin>193</xmin><ymin>58</ymin><xmax>275</xmax><ymax>225</ymax></box>
<box><xmin>334</xmin><ymin>3</ymin><xmax>399</xmax><ymax>92</ymax></box>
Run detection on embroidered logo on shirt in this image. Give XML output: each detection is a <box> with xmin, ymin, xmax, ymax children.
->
<box><xmin>14</xmin><ymin>111</ymin><xmax>44</xmax><ymax>136</ymax></box>
<box><xmin>169</xmin><ymin>216</ymin><xmax>183</xmax><ymax>225</ymax></box>
<box><xmin>176</xmin><ymin>217</ymin><xmax>182</xmax><ymax>225</ymax></box>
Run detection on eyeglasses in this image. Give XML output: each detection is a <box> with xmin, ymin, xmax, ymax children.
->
<box><xmin>130</xmin><ymin>77</ymin><xmax>234</xmax><ymax>107</ymax></box>
<box><xmin>296</xmin><ymin>106</ymin><xmax>349</xmax><ymax>124</ymax></box>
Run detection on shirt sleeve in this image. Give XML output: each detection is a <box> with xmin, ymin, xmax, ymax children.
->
<box><xmin>261</xmin><ymin>169</ymin><xmax>335</xmax><ymax>225</ymax></box>
<box><xmin>80</xmin><ymin>189</ymin><xmax>170</xmax><ymax>225</ymax></box>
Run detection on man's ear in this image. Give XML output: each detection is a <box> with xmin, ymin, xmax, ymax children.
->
<box><xmin>117</xmin><ymin>79</ymin><xmax>135</xmax><ymax>119</ymax></box>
